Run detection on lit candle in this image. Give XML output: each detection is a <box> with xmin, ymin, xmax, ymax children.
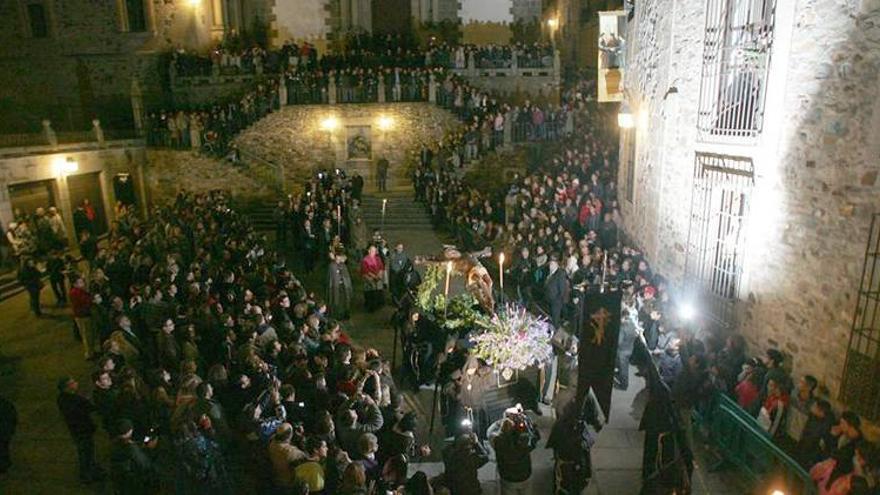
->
<box><xmin>381</xmin><ymin>198</ymin><xmax>387</xmax><ymax>227</ymax></box>
<box><xmin>445</xmin><ymin>260</ymin><xmax>452</xmax><ymax>297</ymax></box>
<box><xmin>337</xmin><ymin>204</ymin><xmax>342</xmax><ymax>236</ymax></box>
<box><xmin>601</xmin><ymin>252</ymin><xmax>608</xmax><ymax>293</ymax></box>
<box><xmin>498</xmin><ymin>252</ymin><xmax>505</xmax><ymax>291</ymax></box>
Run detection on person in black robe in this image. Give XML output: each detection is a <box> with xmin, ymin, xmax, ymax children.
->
<box><xmin>326</xmin><ymin>252</ymin><xmax>353</xmax><ymax>320</ymax></box>
<box><xmin>632</xmin><ymin>338</ymin><xmax>693</xmax><ymax>495</ymax></box>
<box><xmin>546</xmin><ymin>388</ymin><xmax>604</xmax><ymax>494</ymax></box>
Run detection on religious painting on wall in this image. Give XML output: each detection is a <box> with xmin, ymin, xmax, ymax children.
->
<box><xmin>346</xmin><ymin>125</ymin><xmax>372</xmax><ymax>160</ymax></box>
<box><xmin>597</xmin><ymin>10</ymin><xmax>627</xmax><ymax>102</ymax></box>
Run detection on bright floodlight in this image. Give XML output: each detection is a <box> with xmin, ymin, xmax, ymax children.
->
<box><xmin>618</xmin><ymin>102</ymin><xmax>634</xmax><ymax>128</ymax></box>
<box><xmin>377</xmin><ymin>115</ymin><xmax>393</xmax><ymax>131</ymax></box>
<box><xmin>679</xmin><ymin>302</ymin><xmax>696</xmax><ymax>321</ymax></box>
<box><xmin>320</xmin><ymin>116</ymin><xmax>339</xmax><ymax>131</ymax></box>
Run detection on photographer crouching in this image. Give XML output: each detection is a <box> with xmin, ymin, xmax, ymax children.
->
<box><xmin>488</xmin><ymin>404</ymin><xmax>541</xmax><ymax>495</ymax></box>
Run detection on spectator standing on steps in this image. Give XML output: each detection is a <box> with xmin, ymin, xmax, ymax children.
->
<box><xmin>56</xmin><ymin>376</ymin><xmax>105</xmax><ymax>484</ymax></box>
<box><xmin>18</xmin><ymin>257</ymin><xmax>43</xmax><ymax>317</ymax></box>
<box><xmin>376</xmin><ymin>157</ymin><xmax>389</xmax><ymax>192</ymax></box>
<box><xmin>70</xmin><ymin>276</ymin><xmax>97</xmax><ymax>359</ymax></box>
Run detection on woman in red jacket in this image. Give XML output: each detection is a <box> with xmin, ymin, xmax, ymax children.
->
<box><xmin>360</xmin><ymin>245</ymin><xmax>385</xmax><ymax>312</ymax></box>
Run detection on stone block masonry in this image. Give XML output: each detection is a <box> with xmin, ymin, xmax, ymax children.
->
<box><xmin>233</xmin><ymin>103</ymin><xmax>462</xmax><ymax>192</ymax></box>
<box><xmin>621</xmin><ymin>0</ymin><xmax>880</xmax><ymax>400</ymax></box>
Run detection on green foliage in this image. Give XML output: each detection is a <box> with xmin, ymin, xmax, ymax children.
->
<box><xmin>415</xmin><ymin>266</ymin><xmax>487</xmax><ymax>333</ymax></box>
<box><xmin>416</xmin><ymin>264</ymin><xmax>443</xmax><ymax>312</ymax></box>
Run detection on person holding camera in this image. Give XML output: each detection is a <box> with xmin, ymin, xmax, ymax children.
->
<box><xmin>489</xmin><ymin>405</ymin><xmax>540</xmax><ymax>495</ymax></box>
<box><xmin>442</xmin><ymin>432</ymin><xmax>490</xmax><ymax>495</ymax></box>
<box><xmin>109</xmin><ymin>418</ymin><xmax>158</xmax><ymax>495</ymax></box>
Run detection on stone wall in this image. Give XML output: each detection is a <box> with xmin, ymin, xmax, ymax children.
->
<box><xmin>233</xmin><ymin>103</ymin><xmax>461</xmax><ymax>191</ymax></box>
<box><xmin>621</xmin><ymin>0</ymin><xmax>880</xmax><ymax>396</ymax></box>
<box><xmin>144</xmin><ymin>150</ymin><xmax>275</xmax><ymax>204</ymax></box>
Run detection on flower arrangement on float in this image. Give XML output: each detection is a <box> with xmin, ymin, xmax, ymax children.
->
<box><xmin>470</xmin><ymin>303</ymin><xmax>554</xmax><ymax>373</ymax></box>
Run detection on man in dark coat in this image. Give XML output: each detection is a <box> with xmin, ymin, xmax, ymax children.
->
<box><xmin>57</xmin><ymin>376</ymin><xmax>104</xmax><ymax>483</ymax></box>
<box><xmin>17</xmin><ymin>258</ymin><xmax>43</xmax><ymax>316</ymax></box>
<box><xmin>109</xmin><ymin>419</ymin><xmax>158</xmax><ymax>495</ymax></box>
<box><xmin>543</xmin><ymin>255</ymin><xmax>569</xmax><ymax>329</ymax></box>
<box><xmin>0</xmin><ymin>394</ymin><xmax>16</xmax><ymax>474</ymax></box>
<box><xmin>351</xmin><ymin>172</ymin><xmax>364</xmax><ymax>201</ymax></box>
<box><xmin>442</xmin><ymin>432</ymin><xmax>489</xmax><ymax>495</ymax></box>
<box><xmin>376</xmin><ymin>157</ymin><xmax>390</xmax><ymax>192</ymax></box>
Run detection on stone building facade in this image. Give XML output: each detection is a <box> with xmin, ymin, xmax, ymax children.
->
<box><xmin>0</xmin><ymin>141</ymin><xmax>148</xmax><ymax>241</ymax></box>
<box><xmin>510</xmin><ymin>0</ymin><xmax>542</xmax><ymax>23</ymax></box>
<box><xmin>411</xmin><ymin>0</ymin><xmax>461</xmax><ymax>24</ymax></box>
<box><xmin>619</xmin><ymin>0</ymin><xmax>880</xmax><ymax>398</ymax></box>
<box><xmin>0</xmin><ymin>0</ymin><xmax>267</xmax><ymax>134</ymax></box>
<box><xmin>545</xmin><ymin>0</ymin><xmax>604</xmax><ymax>73</ymax></box>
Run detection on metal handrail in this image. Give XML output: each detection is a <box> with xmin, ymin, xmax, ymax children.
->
<box><xmin>695</xmin><ymin>392</ymin><xmax>816</xmax><ymax>494</ymax></box>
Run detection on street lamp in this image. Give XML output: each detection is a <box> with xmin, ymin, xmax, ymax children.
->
<box><xmin>54</xmin><ymin>157</ymin><xmax>79</xmax><ymax>176</ymax></box>
<box><xmin>377</xmin><ymin>115</ymin><xmax>394</xmax><ymax>131</ymax></box>
<box><xmin>320</xmin><ymin>116</ymin><xmax>339</xmax><ymax>132</ymax></box>
<box><xmin>618</xmin><ymin>102</ymin><xmax>634</xmax><ymax>128</ymax></box>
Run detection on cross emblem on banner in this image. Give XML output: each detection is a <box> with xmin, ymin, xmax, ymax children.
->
<box><xmin>590</xmin><ymin>307</ymin><xmax>611</xmax><ymax>346</ymax></box>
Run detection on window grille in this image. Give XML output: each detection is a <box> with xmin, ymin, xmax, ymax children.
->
<box><xmin>685</xmin><ymin>153</ymin><xmax>754</xmax><ymax>331</ymax></box>
<box><xmin>841</xmin><ymin>214</ymin><xmax>880</xmax><ymax>421</ymax></box>
<box><xmin>697</xmin><ymin>0</ymin><xmax>776</xmax><ymax>140</ymax></box>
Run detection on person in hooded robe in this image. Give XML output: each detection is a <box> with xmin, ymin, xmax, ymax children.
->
<box><xmin>546</xmin><ymin>388</ymin><xmax>605</xmax><ymax>495</ymax></box>
<box><xmin>326</xmin><ymin>251</ymin><xmax>353</xmax><ymax>320</ymax></box>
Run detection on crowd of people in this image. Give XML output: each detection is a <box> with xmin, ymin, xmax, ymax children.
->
<box><xmin>412</xmin><ymin>68</ymin><xmax>880</xmax><ymax>493</ymax></box>
<box><xmin>4</xmin><ymin>34</ymin><xmax>874</xmax><ymax>495</ymax></box>
<box><xmin>426</xmin><ymin>42</ymin><xmax>555</xmax><ymax>70</ymax></box>
<box><xmin>41</xmin><ymin>185</ymin><xmax>456</xmax><ymax>494</ymax></box>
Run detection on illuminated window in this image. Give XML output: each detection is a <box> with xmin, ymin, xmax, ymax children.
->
<box><xmin>27</xmin><ymin>3</ymin><xmax>49</xmax><ymax>38</ymax></box>
<box><xmin>697</xmin><ymin>0</ymin><xmax>776</xmax><ymax>140</ymax></box>
<box><xmin>841</xmin><ymin>213</ymin><xmax>880</xmax><ymax>421</ymax></box>
<box><xmin>684</xmin><ymin>153</ymin><xmax>754</xmax><ymax>330</ymax></box>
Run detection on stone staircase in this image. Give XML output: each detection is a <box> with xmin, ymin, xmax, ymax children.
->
<box><xmin>360</xmin><ymin>187</ymin><xmax>446</xmax><ymax>256</ymax></box>
<box><xmin>360</xmin><ymin>188</ymin><xmax>427</xmax><ymax>232</ymax></box>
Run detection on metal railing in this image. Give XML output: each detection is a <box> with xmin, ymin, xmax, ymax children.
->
<box><xmin>694</xmin><ymin>393</ymin><xmax>816</xmax><ymax>494</ymax></box>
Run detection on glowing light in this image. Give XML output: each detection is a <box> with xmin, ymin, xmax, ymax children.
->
<box><xmin>770</xmin><ymin>491</ymin><xmax>786</xmax><ymax>495</ymax></box>
<box><xmin>618</xmin><ymin>102</ymin><xmax>634</xmax><ymax>128</ymax></box>
<box><xmin>187</xmin><ymin>0</ymin><xmax>200</xmax><ymax>7</ymax></box>
<box><xmin>678</xmin><ymin>302</ymin><xmax>696</xmax><ymax>321</ymax></box>
<box><xmin>320</xmin><ymin>116</ymin><xmax>339</xmax><ymax>131</ymax></box>
<box><xmin>377</xmin><ymin>115</ymin><xmax>394</xmax><ymax>131</ymax></box>
<box><xmin>53</xmin><ymin>157</ymin><xmax>78</xmax><ymax>176</ymax></box>
<box><xmin>547</xmin><ymin>18</ymin><xmax>559</xmax><ymax>29</ymax></box>
<box><xmin>638</xmin><ymin>108</ymin><xmax>649</xmax><ymax>128</ymax></box>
